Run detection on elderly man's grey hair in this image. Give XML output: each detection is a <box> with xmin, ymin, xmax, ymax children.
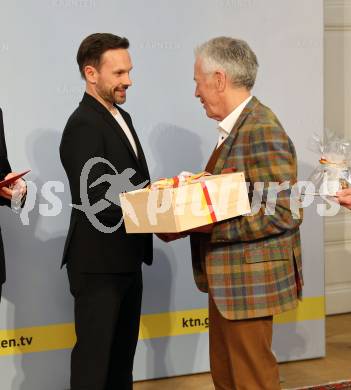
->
<box><xmin>195</xmin><ymin>37</ymin><xmax>258</xmax><ymax>90</ymax></box>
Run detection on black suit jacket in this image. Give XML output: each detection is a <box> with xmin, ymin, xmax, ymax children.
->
<box><xmin>60</xmin><ymin>93</ymin><xmax>153</xmax><ymax>273</ymax></box>
<box><xmin>0</xmin><ymin>109</ymin><xmax>12</xmax><ymax>285</ymax></box>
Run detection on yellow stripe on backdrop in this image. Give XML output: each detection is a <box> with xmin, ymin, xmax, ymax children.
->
<box><xmin>0</xmin><ymin>296</ymin><xmax>324</xmax><ymax>356</ymax></box>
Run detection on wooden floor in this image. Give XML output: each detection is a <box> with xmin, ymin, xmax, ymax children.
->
<box><xmin>135</xmin><ymin>313</ymin><xmax>351</xmax><ymax>389</ymax></box>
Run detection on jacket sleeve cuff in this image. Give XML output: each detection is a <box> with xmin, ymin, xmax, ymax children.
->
<box><xmin>210</xmin><ymin>220</ymin><xmax>240</xmax><ymax>243</ymax></box>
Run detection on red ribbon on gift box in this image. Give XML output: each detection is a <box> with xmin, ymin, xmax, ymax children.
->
<box><xmin>151</xmin><ymin>171</ymin><xmax>211</xmax><ymax>189</ymax></box>
<box><xmin>151</xmin><ymin>171</ymin><xmax>217</xmax><ymax>223</ymax></box>
<box><xmin>200</xmin><ymin>181</ymin><xmax>217</xmax><ymax>223</ymax></box>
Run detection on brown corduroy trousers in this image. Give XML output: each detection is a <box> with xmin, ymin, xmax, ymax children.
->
<box><xmin>208</xmin><ymin>293</ymin><xmax>281</xmax><ymax>390</ymax></box>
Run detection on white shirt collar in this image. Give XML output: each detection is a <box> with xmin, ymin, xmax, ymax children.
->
<box><xmin>216</xmin><ymin>95</ymin><xmax>252</xmax><ymax>148</ymax></box>
<box><xmin>218</xmin><ymin>95</ymin><xmax>252</xmax><ymax>135</ymax></box>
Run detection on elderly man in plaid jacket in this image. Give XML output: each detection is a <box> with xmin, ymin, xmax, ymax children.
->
<box><xmin>162</xmin><ymin>37</ymin><xmax>303</xmax><ymax>389</ymax></box>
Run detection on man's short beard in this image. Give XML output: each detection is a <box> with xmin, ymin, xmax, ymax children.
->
<box><xmin>113</xmin><ymin>89</ymin><xmax>126</xmax><ymax>104</ymax></box>
<box><xmin>95</xmin><ymin>84</ymin><xmax>113</xmax><ymax>104</ymax></box>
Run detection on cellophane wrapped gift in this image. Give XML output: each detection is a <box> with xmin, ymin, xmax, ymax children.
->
<box><xmin>308</xmin><ymin>130</ymin><xmax>351</xmax><ymax>195</ymax></box>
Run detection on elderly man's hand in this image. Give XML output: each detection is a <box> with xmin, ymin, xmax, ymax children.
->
<box><xmin>156</xmin><ymin>233</ymin><xmax>189</xmax><ymax>242</ymax></box>
<box><xmin>0</xmin><ymin>173</ymin><xmax>27</xmax><ymax>201</ymax></box>
<box><xmin>335</xmin><ymin>188</ymin><xmax>351</xmax><ymax>209</ymax></box>
<box><xmin>187</xmin><ymin>224</ymin><xmax>214</xmax><ymax>234</ymax></box>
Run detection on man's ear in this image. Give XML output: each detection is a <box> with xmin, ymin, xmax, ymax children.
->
<box><xmin>215</xmin><ymin>70</ymin><xmax>226</xmax><ymax>92</ymax></box>
<box><xmin>84</xmin><ymin>65</ymin><xmax>97</xmax><ymax>84</ymax></box>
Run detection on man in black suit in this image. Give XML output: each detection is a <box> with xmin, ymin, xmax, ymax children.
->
<box><xmin>60</xmin><ymin>33</ymin><xmax>153</xmax><ymax>390</ymax></box>
<box><xmin>0</xmin><ymin>108</ymin><xmax>27</xmax><ymax>300</ymax></box>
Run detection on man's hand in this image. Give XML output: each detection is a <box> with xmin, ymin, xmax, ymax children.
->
<box><xmin>187</xmin><ymin>223</ymin><xmax>214</xmax><ymax>234</ymax></box>
<box><xmin>0</xmin><ymin>173</ymin><xmax>27</xmax><ymax>201</ymax></box>
<box><xmin>156</xmin><ymin>223</ymin><xmax>214</xmax><ymax>242</ymax></box>
<box><xmin>335</xmin><ymin>188</ymin><xmax>351</xmax><ymax>209</ymax></box>
<box><xmin>156</xmin><ymin>233</ymin><xmax>188</xmax><ymax>242</ymax></box>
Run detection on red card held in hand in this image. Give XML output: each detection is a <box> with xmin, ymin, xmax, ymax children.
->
<box><xmin>0</xmin><ymin>170</ymin><xmax>30</xmax><ymax>189</ymax></box>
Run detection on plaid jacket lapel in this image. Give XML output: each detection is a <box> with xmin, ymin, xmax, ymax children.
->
<box><xmin>213</xmin><ymin>96</ymin><xmax>260</xmax><ymax>174</ymax></box>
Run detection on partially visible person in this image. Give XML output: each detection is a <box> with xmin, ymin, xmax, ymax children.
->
<box><xmin>336</xmin><ymin>188</ymin><xmax>351</xmax><ymax>208</ymax></box>
<box><xmin>0</xmin><ymin>108</ymin><xmax>27</xmax><ymax>300</ymax></box>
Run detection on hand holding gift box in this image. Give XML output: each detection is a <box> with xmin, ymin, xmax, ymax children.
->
<box><xmin>119</xmin><ymin>171</ymin><xmax>251</xmax><ymax>233</ymax></box>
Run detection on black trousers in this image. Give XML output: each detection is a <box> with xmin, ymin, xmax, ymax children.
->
<box><xmin>67</xmin><ymin>269</ymin><xmax>143</xmax><ymax>390</ymax></box>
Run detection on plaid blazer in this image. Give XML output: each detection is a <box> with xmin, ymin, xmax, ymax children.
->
<box><xmin>190</xmin><ymin>96</ymin><xmax>303</xmax><ymax>320</ymax></box>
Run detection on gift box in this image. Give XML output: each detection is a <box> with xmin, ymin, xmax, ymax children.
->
<box><xmin>119</xmin><ymin>172</ymin><xmax>251</xmax><ymax>233</ymax></box>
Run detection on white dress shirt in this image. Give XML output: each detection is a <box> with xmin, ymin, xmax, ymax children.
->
<box><xmin>217</xmin><ymin>95</ymin><xmax>252</xmax><ymax>148</ymax></box>
<box><xmin>112</xmin><ymin>108</ymin><xmax>139</xmax><ymax>158</ymax></box>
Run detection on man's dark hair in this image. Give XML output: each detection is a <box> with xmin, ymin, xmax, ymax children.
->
<box><xmin>77</xmin><ymin>33</ymin><xmax>130</xmax><ymax>79</ymax></box>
